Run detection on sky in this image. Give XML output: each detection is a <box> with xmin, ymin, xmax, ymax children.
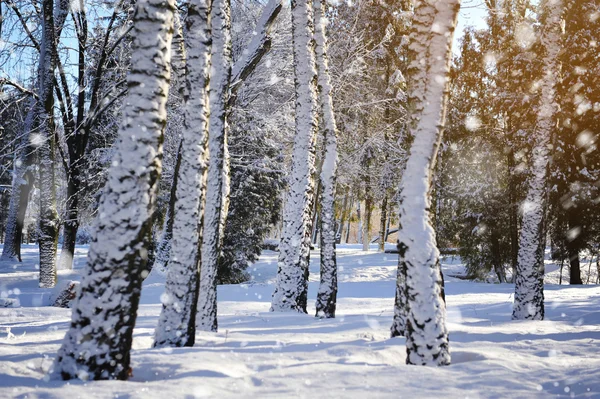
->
<box><xmin>455</xmin><ymin>0</ymin><xmax>490</xmax><ymax>51</ymax></box>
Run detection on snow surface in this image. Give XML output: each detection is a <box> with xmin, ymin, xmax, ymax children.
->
<box><xmin>1</xmin><ymin>243</ymin><xmax>600</xmax><ymax>397</ymax></box>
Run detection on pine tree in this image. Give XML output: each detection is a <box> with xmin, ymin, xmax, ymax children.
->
<box><xmin>51</xmin><ymin>0</ymin><xmax>175</xmax><ymax>379</ymax></box>
<box><xmin>393</xmin><ymin>0</ymin><xmax>460</xmax><ymax>366</ymax></box>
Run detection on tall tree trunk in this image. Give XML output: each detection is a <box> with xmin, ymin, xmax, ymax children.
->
<box><xmin>57</xmin><ymin>4</ymin><xmax>87</xmax><ymax>271</ymax></box>
<box><xmin>344</xmin><ymin>196</ymin><xmax>353</xmax><ymax>243</ymax></box>
<box><xmin>58</xmin><ymin>169</ymin><xmax>80</xmax><ymax>270</ymax></box>
<box><xmin>197</xmin><ymin>0</ymin><xmax>232</xmax><ymax>332</ymax></box>
<box><xmin>52</xmin><ymin>0</ymin><xmax>175</xmax><ymax>379</ymax></box>
<box><xmin>337</xmin><ymin>191</ymin><xmax>349</xmax><ymax>243</ymax></box>
<box><xmin>37</xmin><ymin>0</ymin><xmax>61</xmax><ymax>288</ymax></box>
<box><xmin>314</xmin><ymin>0</ymin><xmax>338</xmax><ymax>319</ymax></box>
<box><xmin>1</xmin><ymin>121</ymin><xmax>35</xmax><ymax>262</ymax></box>
<box><xmin>378</xmin><ymin>195</ymin><xmax>388</xmax><ymax>252</ymax></box>
<box><xmin>392</xmin><ymin>0</ymin><xmax>459</xmax><ymax>366</ymax></box>
<box><xmin>154</xmin><ymin>0</ymin><xmax>210</xmax><ymax>347</ymax></box>
<box><xmin>490</xmin><ymin>225</ymin><xmax>506</xmax><ymax>283</ymax></box>
<box><xmin>153</xmin><ymin>139</ymin><xmax>183</xmax><ymax>273</ymax></box>
<box><xmin>567</xmin><ymin>224</ymin><xmax>582</xmax><ymax>285</ymax></box>
<box><xmin>512</xmin><ymin>0</ymin><xmax>562</xmax><ymax>320</ymax></box>
<box><xmin>507</xmin><ymin>149</ymin><xmax>519</xmax><ymax>282</ymax></box>
<box><xmin>271</xmin><ymin>0</ymin><xmax>318</xmax><ymax>313</ymax></box>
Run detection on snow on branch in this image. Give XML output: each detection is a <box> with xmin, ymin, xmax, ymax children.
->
<box><xmin>229</xmin><ymin>0</ymin><xmax>282</xmax><ymax>105</ymax></box>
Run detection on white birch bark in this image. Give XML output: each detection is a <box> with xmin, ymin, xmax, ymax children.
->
<box><xmin>512</xmin><ymin>0</ymin><xmax>562</xmax><ymax>321</ymax></box>
<box><xmin>393</xmin><ymin>0</ymin><xmax>460</xmax><ymax>366</ymax></box>
<box><xmin>314</xmin><ymin>0</ymin><xmax>339</xmax><ymax>319</ymax></box>
<box><xmin>154</xmin><ymin>0</ymin><xmax>211</xmax><ymax>347</ymax></box>
<box><xmin>270</xmin><ymin>0</ymin><xmax>319</xmax><ymax>313</ymax></box>
<box><xmin>51</xmin><ymin>0</ymin><xmax>175</xmax><ymax>380</ymax></box>
<box><xmin>197</xmin><ymin>0</ymin><xmax>232</xmax><ymax>332</ymax></box>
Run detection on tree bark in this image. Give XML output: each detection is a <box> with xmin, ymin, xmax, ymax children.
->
<box><xmin>512</xmin><ymin>0</ymin><xmax>562</xmax><ymax>320</ymax></box>
<box><xmin>314</xmin><ymin>0</ymin><xmax>339</xmax><ymax>319</ymax></box>
<box><xmin>154</xmin><ymin>0</ymin><xmax>210</xmax><ymax>347</ymax></box>
<box><xmin>153</xmin><ymin>139</ymin><xmax>183</xmax><ymax>273</ymax></box>
<box><xmin>378</xmin><ymin>195</ymin><xmax>388</xmax><ymax>252</ymax></box>
<box><xmin>271</xmin><ymin>0</ymin><xmax>318</xmax><ymax>313</ymax></box>
<box><xmin>52</xmin><ymin>0</ymin><xmax>175</xmax><ymax>379</ymax></box>
<box><xmin>197</xmin><ymin>0</ymin><xmax>232</xmax><ymax>332</ymax></box>
<box><xmin>37</xmin><ymin>0</ymin><xmax>63</xmax><ymax>288</ymax></box>
<box><xmin>392</xmin><ymin>0</ymin><xmax>460</xmax><ymax>366</ymax></box>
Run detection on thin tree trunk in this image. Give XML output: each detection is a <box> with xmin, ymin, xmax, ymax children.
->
<box><xmin>507</xmin><ymin>148</ymin><xmax>519</xmax><ymax>282</ymax></box>
<box><xmin>344</xmin><ymin>196</ymin><xmax>353</xmax><ymax>243</ymax></box>
<box><xmin>52</xmin><ymin>0</ymin><xmax>175</xmax><ymax>379</ymax></box>
<box><xmin>57</xmin><ymin>4</ymin><xmax>87</xmax><ymax>271</ymax></box>
<box><xmin>314</xmin><ymin>0</ymin><xmax>338</xmax><ymax>319</ymax></box>
<box><xmin>490</xmin><ymin>226</ymin><xmax>506</xmax><ymax>283</ymax></box>
<box><xmin>153</xmin><ymin>139</ymin><xmax>183</xmax><ymax>273</ymax></box>
<box><xmin>197</xmin><ymin>0</ymin><xmax>232</xmax><ymax>332</ymax></box>
<box><xmin>356</xmin><ymin>200</ymin><xmax>362</xmax><ymax>244</ymax></box>
<box><xmin>378</xmin><ymin>195</ymin><xmax>388</xmax><ymax>252</ymax></box>
<box><xmin>392</xmin><ymin>0</ymin><xmax>459</xmax><ymax>366</ymax></box>
<box><xmin>512</xmin><ymin>0</ymin><xmax>561</xmax><ymax>320</ymax></box>
<box><xmin>1</xmin><ymin>125</ymin><xmax>35</xmax><ymax>262</ymax></box>
<box><xmin>58</xmin><ymin>170</ymin><xmax>79</xmax><ymax>270</ymax></box>
<box><xmin>271</xmin><ymin>0</ymin><xmax>318</xmax><ymax>313</ymax></box>
<box><xmin>154</xmin><ymin>0</ymin><xmax>210</xmax><ymax>347</ymax></box>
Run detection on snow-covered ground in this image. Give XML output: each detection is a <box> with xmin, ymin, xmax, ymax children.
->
<box><xmin>1</xmin><ymin>244</ymin><xmax>599</xmax><ymax>398</ymax></box>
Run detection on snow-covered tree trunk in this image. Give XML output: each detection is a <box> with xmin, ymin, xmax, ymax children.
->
<box><xmin>314</xmin><ymin>0</ymin><xmax>338</xmax><ymax>319</ymax></box>
<box><xmin>1</xmin><ymin>106</ymin><xmax>35</xmax><ymax>263</ymax></box>
<box><xmin>390</xmin><ymin>254</ymin><xmax>407</xmax><ymax>337</ymax></box>
<box><xmin>197</xmin><ymin>0</ymin><xmax>232</xmax><ymax>332</ymax></box>
<box><xmin>512</xmin><ymin>0</ymin><xmax>562</xmax><ymax>320</ymax></box>
<box><xmin>271</xmin><ymin>0</ymin><xmax>318</xmax><ymax>313</ymax></box>
<box><xmin>154</xmin><ymin>0</ymin><xmax>211</xmax><ymax>347</ymax></box>
<box><xmin>51</xmin><ymin>0</ymin><xmax>175</xmax><ymax>379</ymax></box>
<box><xmin>36</xmin><ymin>0</ymin><xmax>61</xmax><ymax>288</ymax></box>
<box><xmin>392</xmin><ymin>0</ymin><xmax>460</xmax><ymax>366</ymax></box>
<box><xmin>153</xmin><ymin>139</ymin><xmax>183</xmax><ymax>273</ymax></box>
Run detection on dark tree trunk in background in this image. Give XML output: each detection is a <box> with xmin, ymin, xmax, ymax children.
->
<box><xmin>378</xmin><ymin>194</ymin><xmax>388</xmax><ymax>252</ymax></box>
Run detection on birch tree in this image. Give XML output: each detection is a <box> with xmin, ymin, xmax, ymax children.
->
<box><xmin>313</xmin><ymin>0</ymin><xmax>339</xmax><ymax>319</ymax></box>
<box><xmin>51</xmin><ymin>0</ymin><xmax>175</xmax><ymax>379</ymax></box>
<box><xmin>197</xmin><ymin>0</ymin><xmax>232</xmax><ymax>332</ymax></box>
<box><xmin>154</xmin><ymin>0</ymin><xmax>211</xmax><ymax>347</ymax></box>
<box><xmin>391</xmin><ymin>0</ymin><xmax>460</xmax><ymax>366</ymax></box>
<box><xmin>512</xmin><ymin>0</ymin><xmax>562</xmax><ymax>320</ymax></box>
<box><xmin>271</xmin><ymin>0</ymin><xmax>319</xmax><ymax>313</ymax></box>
